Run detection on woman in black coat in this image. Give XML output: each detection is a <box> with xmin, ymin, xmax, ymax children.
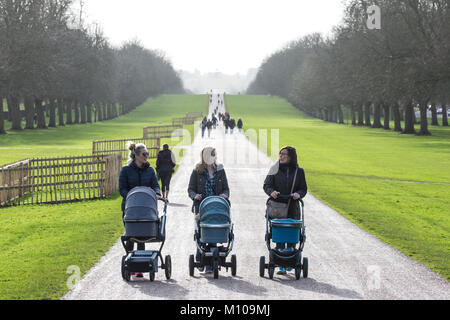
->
<box><xmin>156</xmin><ymin>144</ymin><xmax>176</xmax><ymax>202</ymax></box>
<box><xmin>119</xmin><ymin>142</ymin><xmax>162</xmax><ymax>277</ymax></box>
<box><xmin>263</xmin><ymin>146</ymin><xmax>307</xmax><ymax>275</ymax></box>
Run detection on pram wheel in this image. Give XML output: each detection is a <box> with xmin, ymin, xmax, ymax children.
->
<box><xmin>165</xmin><ymin>255</ymin><xmax>172</xmax><ymax>280</ymax></box>
<box><xmin>259</xmin><ymin>256</ymin><xmax>265</xmax><ymax>278</ymax></box>
<box><xmin>268</xmin><ymin>265</ymin><xmax>275</xmax><ymax>279</ymax></box>
<box><xmin>121</xmin><ymin>256</ymin><xmax>130</xmax><ymax>282</ymax></box>
<box><xmin>213</xmin><ymin>259</ymin><xmax>219</xmax><ymax>279</ymax></box>
<box><xmin>295</xmin><ymin>255</ymin><xmax>302</xmax><ymax>280</ymax></box>
<box><xmin>231</xmin><ymin>255</ymin><xmax>237</xmax><ymax>276</ymax></box>
<box><xmin>149</xmin><ymin>270</ymin><xmax>155</xmax><ymax>282</ymax></box>
<box><xmin>189</xmin><ymin>255</ymin><xmax>195</xmax><ymax>277</ymax></box>
<box><xmin>303</xmin><ymin>257</ymin><xmax>309</xmax><ymax>278</ymax></box>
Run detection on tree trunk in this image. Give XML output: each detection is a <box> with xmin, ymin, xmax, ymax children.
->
<box><xmin>431</xmin><ymin>103</ymin><xmax>438</xmax><ymax>126</ymax></box>
<box><xmin>357</xmin><ymin>105</ymin><xmax>364</xmax><ymax>126</ymax></box>
<box><xmin>403</xmin><ymin>102</ymin><xmax>416</xmax><ymax>134</ymax></box>
<box><xmin>372</xmin><ymin>102</ymin><xmax>382</xmax><ymax>128</ymax></box>
<box><xmin>383</xmin><ymin>103</ymin><xmax>390</xmax><ymax>130</ymax></box>
<box><xmin>364</xmin><ymin>102</ymin><xmax>372</xmax><ymax>127</ymax></box>
<box><xmin>417</xmin><ymin>101</ymin><xmax>431</xmax><ymax>136</ymax></box>
<box><xmin>80</xmin><ymin>102</ymin><xmax>86</xmax><ymax>124</ymax></box>
<box><xmin>324</xmin><ymin>108</ymin><xmax>329</xmax><ymax>122</ymax></box>
<box><xmin>8</xmin><ymin>96</ymin><xmax>22</xmax><ymax>130</ymax></box>
<box><xmin>351</xmin><ymin>104</ymin><xmax>356</xmax><ymax>126</ymax></box>
<box><xmin>73</xmin><ymin>101</ymin><xmax>79</xmax><ymax>124</ymax></box>
<box><xmin>24</xmin><ymin>96</ymin><xmax>35</xmax><ymax>129</ymax></box>
<box><xmin>0</xmin><ymin>96</ymin><xmax>5</xmax><ymax>134</ymax></box>
<box><xmin>48</xmin><ymin>99</ymin><xmax>56</xmax><ymax>127</ymax></box>
<box><xmin>87</xmin><ymin>102</ymin><xmax>92</xmax><ymax>123</ymax></box>
<box><xmin>66</xmin><ymin>100</ymin><xmax>73</xmax><ymax>124</ymax></box>
<box><xmin>35</xmin><ymin>99</ymin><xmax>47</xmax><ymax>129</ymax></box>
<box><xmin>338</xmin><ymin>105</ymin><xmax>344</xmax><ymax>124</ymax></box>
<box><xmin>442</xmin><ymin>104</ymin><xmax>448</xmax><ymax>127</ymax></box>
<box><xmin>58</xmin><ymin>99</ymin><xmax>65</xmax><ymax>126</ymax></box>
<box><xmin>97</xmin><ymin>102</ymin><xmax>103</xmax><ymax>122</ymax></box>
<box><xmin>393</xmin><ymin>102</ymin><xmax>402</xmax><ymax>132</ymax></box>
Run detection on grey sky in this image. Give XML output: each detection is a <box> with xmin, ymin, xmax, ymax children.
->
<box><xmin>79</xmin><ymin>0</ymin><xmax>345</xmax><ymax>74</ymax></box>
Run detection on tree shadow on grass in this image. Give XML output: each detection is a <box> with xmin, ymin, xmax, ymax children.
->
<box><xmin>271</xmin><ymin>275</ymin><xmax>363</xmax><ymax>300</ymax></box>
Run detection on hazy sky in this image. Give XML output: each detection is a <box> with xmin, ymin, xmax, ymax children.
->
<box><xmin>79</xmin><ymin>0</ymin><xmax>345</xmax><ymax>74</ymax></box>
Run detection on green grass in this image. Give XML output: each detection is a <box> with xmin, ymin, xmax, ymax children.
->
<box><xmin>0</xmin><ymin>94</ymin><xmax>208</xmax><ymax>299</ymax></box>
<box><xmin>227</xmin><ymin>95</ymin><xmax>450</xmax><ymax>280</ymax></box>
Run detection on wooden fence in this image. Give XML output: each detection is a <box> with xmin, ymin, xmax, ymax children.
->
<box><xmin>186</xmin><ymin>112</ymin><xmax>203</xmax><ymax>119</ymax></box>
<box><xmin>0</xmin><ymin>154</ymin><xmax>122</xmax><ymax>207</ymax></box>
<box><xmin>143</xmin><ymin>124</ymin><xmax>184</xmax><ymax>139</ymax></box>
<box><xmin>92</xmin><ymin>137</ymin><xmax>160</xmax><ymax>163</ymax></box>
<box><xmin>172</xmin><ymin>117</ymin><xmax>198</xmax><ymax>126</ymax></box>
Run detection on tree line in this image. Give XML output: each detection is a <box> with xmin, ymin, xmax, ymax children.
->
<box><xmin>0</xmin><ymin>0</ymin><xmax>184</xmax><ymax>134</ymax></box>
<box><xmin>247</xmin><ymin>0</ymin><xmax>450</xmax><ymax>135</ymax></box>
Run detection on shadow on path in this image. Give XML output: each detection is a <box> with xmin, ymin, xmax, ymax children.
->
<box><xmin>270</xmin><ymin>275</ymin><xmax>363</xmax><ymax>300</ymax></box>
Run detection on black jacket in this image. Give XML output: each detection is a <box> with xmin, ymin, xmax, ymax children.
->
<box><xmin>156</xmin><ymin>150</ymin><xmax>176</xmax><ymax>174</ymax></box>
<box><xmin>263</xmin><ymin>162</ymin><xmax>307</xmax><ymax>219</ymax></box>
<box><xmin>119</xmin><ymin>161</ymin><xmax>161</xmax><ymax>213</ymax></box>
<box><xmin>188</xmin><ymin>164</ymin><xmax>230</xmax><ymax>212</ymax></box>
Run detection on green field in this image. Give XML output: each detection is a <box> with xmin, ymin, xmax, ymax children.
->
<box><xmin>0</xmin><ymin>94</ymin><xmax>207</xmax><ymax>299</ymax></box>
<box><xmin>226</xmin><ymin>95</ymin><xmax>450</xmax><ymax>280</ymax></box>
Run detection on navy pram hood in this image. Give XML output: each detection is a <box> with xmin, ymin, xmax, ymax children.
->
<box><xmin>124</xmin><ymin>187</ymin><xmax>159</xmax><ymax>222</ymax></box>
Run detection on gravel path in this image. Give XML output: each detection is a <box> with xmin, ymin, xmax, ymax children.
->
<box><xmin>63</xmin><ymin>94</ymin><xmax>449</xmax><ymax>300</ymax></box>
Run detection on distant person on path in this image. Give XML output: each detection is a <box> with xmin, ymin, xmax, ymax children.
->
<box><xmin>237</xmin><ymin>118</ymin><xmax>243</xmax><ymax>132</ymax></box>
<box><xmin>201</xmin><ymin>117</ymin><xmax>207</xmax><ymax>138</ymax></box>
<box><xmin>206</xmin><ymin>118</ymin><xmax>213</xmax><ymax>138</ymax></box>
<box><xmin>119</xmin><ymin>142</ymin><xmax>162</xmax><ymax>277</ymax></box>
<box><xmin>263</xmin><ymin>146</ymin><xmax>307</xmax><ymax>275</ymax></box>
<box><xmin>188</xmin><ymin>147</ymin><xmax>230</xmax><ymax>273</ymax></box>
<box><xmin>156</xmin><ymin>144</ymin><xmax>176</xmax><ymax>202</ymax></box>
<box><xmin>229</xmin><ymin>118</ymin><xmax>236</xmax><ymax>134</ymax></box>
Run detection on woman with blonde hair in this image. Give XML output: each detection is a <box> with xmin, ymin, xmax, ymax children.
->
<box><xmin>187</xmin><ymin>147</ymin><xmax>230</xmax><ymax>273</ymax></box>
<box><xmin>119</xmin><ymin>142</ymin><xmax>162</xmax><ymax>277</ymax></box>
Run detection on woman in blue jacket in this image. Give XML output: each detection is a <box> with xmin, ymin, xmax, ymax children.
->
<box><xmin>119</xmin><ymin>142</ymin><xmax>162</xmax><ymax>277</ymax></box>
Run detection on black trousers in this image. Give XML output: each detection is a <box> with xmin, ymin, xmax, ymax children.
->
<box><xmin>159</xmin><ymin>172</ymin><xmax>173</xmax><ymax>192</ymax></box>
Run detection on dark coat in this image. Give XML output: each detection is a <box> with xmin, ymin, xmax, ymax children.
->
<box><xmin>263</xmin><ymin>162</ymin><xmax>307</xmax><ymax>220</ymax></box>
<box><xmin>188</xmin><ymin>164</ymin><xmax>230</xmax><ymax>212</ymax></box>
<box><xmin>119</xmin><ymin>161</ymin><xmax>161</xmax><ymax>213</ymax></box>
<box><xmin>237</xmin><ymin>119</ymin><xmax>243</xmax><ymax>129</ymax></box>
<box><xmin>156</xmin><ymin>150</ymin><xmax>176</xmax><ymax>175</ymax></box>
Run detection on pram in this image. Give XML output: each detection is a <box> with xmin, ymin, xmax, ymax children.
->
<box><xmin>121</xmin><ymin>187</ymin><xmax>171</xmax><ymax>282</ymax></box>
<box><xmin>260</xmin><ymin>195</ymin><xmax>308</xmax><ymax>280</ymax></box>
<box><xmin>189</xmin><ymin>196</ymin><xmax>236</xmax><ymax>279</ymax></box>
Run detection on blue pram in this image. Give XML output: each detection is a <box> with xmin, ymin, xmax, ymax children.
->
<box><xmin>189</xmin><ymin>196</ymin><xmax>236</xmax><ymax>279</ymax></box>
<box><xmin>260</xmin><ymin>195</ymin><xmax>309</xmax><ymax>280</ymax></box>
<box><xmin>120</xmin><ymin>187</ymin><xmax>171</xmax><ymax>282</ymax></box>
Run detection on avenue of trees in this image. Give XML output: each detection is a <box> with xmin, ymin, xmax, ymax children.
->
<box><xmin>247</xmin><ymin>0</ymin><xmax>450</xmax><ymax>135</ymax></box>
<box><xmin>0</xmin><ymin>0</ymin><xmax>184</xmax><ymax>134</ymax></box>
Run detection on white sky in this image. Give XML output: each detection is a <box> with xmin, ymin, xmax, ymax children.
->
<box><xmin>79</xmin><ymin>0</ymin><xmax>346</xmax><ymax>74</ymax></box>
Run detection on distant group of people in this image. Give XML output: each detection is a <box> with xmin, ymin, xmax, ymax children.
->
<box><xmin>218</xmin><ymin>112</ymin><xmax>243</xmax><ymax>135</ymax></box>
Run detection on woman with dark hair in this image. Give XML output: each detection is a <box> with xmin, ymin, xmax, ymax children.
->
<box><xmin>263</xmin><ymin>146</ymin><xmax>307</xmax><ymax>275</ymax></box>
<box><xmin>119</xmin><ymin>142</ymin><xmax>162</xmax><ymax>278</ymax></box>
<box><xmin>156</xmin><ymin>144</ymin><xmax>176</xmax><ymax>202</ymax></box>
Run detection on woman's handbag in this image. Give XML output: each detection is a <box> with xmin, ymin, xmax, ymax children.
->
<box><xmin>267</xmin><ymin>168</ymin><xmax>298</xmax><ymax>219</ymax></box>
